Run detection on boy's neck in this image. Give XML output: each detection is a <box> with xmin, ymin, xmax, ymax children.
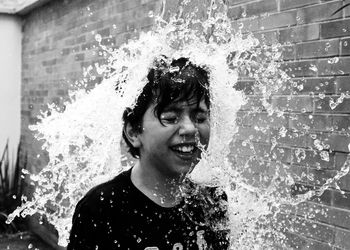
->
<box><xmin>130</xmin><ymin>161</ymin><xmax>185</xmax><ymax>208</ymax></box>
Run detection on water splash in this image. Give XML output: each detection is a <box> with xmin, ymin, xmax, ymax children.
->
<box><xmin>8</xmin><ymin>0</ymin><xmax>350</xmax><ymax>248</ymax></box>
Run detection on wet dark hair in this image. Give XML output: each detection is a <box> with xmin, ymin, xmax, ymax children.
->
<box><xmin>122</xmin><ymin>57</ymin><xmax>210</xmax><ymax>158</ymax></box>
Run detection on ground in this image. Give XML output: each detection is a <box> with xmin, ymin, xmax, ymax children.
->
<box><xmin>0</xmin><ymin>232</ymin><xmax>55</xmax><ymax>250</ymax></box>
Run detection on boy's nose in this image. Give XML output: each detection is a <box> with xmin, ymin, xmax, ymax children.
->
<box><xmin>178</xmin><ymin>116</ymin><xmax>198</xmax><ymax>136</ymax></box>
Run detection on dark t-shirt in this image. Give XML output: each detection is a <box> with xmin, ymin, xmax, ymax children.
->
<box><xmin>67</xmin><ymin>168</ymin><xmax>229</xmax><ymax>250</ymax></box>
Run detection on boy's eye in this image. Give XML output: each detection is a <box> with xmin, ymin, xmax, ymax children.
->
<box><xmin>160</xmin><ymin>113</ymin><xmax>179</xmax><ymax>123</ymax></box>
<box><xmin>194</xmin><ymin>113</ymin><xmax>208</xmax><ymax>123</ymax></box>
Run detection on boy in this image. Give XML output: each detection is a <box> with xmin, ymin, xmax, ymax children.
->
<box><xmin>67</xmin><ymin>57</ymin><xmax>229</xmax><ymax>249</ymax></box>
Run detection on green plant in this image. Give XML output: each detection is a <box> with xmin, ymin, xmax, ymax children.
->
<box><xmin>0</xmin><ymin>140</ymin><xmax>27</xmax><ymax>233</ymax></box>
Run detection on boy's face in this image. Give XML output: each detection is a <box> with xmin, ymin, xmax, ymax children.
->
<box><xmin>137</xmin><ymin>98</ymin><xmax>210</xmax><ymax>178</ymax></box>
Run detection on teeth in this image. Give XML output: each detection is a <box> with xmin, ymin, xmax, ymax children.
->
<box><xmin>173</xmin><ymin>145</ymin><xmax>194</xmax><ymax>153</ymax></box>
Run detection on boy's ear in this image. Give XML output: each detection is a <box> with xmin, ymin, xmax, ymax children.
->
<box><xmin>124</xmin><ymin>122</ymin><xmax>142</xmax><ymax>148</ymax></box>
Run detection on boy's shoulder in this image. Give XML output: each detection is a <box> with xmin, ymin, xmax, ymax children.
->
<box><xmin>74</xmin><ymin>168</ymin><xmax>132</xmax><ymax>215</ymax></box>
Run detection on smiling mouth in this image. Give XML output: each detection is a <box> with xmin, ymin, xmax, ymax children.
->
<box><xmin>171</xmin><ymin>145</ymin><xmax>195</xmax><ymax>153</ymax></box>
<box><xmin>170</xmin><ymin>144</ymin><xmax>198</xmax><ymax>160</ymax></box>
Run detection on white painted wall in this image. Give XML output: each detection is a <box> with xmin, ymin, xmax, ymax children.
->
<box><xmin>0</xmin><ymin>14</ymin><xmax>21</xmax><ymax>165</ymax></box>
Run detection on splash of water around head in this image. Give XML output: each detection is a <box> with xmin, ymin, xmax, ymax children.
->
<box><xmin>7</xmin><ymin>0</ymin><xmax>350</xmax><ymax>248</ymax></box>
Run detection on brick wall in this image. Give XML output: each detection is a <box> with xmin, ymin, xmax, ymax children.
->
<box><xmin>21</xmin><ymin>0</ymin><xmax>158</xmax><ymax>173</ymax></box>
<box><xmin>21</xmin><ymin>0</ymin><xmax>350</xmax><ymax>248</ymax></box>
<box><xmin>229</xmin><ymin>0</ymin><xmax>350</xmax><ymax>249</ymax></box>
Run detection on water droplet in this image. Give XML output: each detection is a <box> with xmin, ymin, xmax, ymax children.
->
<box><xmin>307</xmin><ymin>173</ymin><xmax>314</xmax><ymax>181</ymax></box>
<box><xmin>318</xmin><ymin>93</ymin><xmax>325</xmax><ymax>99</ymax></box>
<box><xmin>315</xmin><ymin>162</ymin><xmax>321</xmax><ymax>170</ymax></box>
<box><xmin>296</xmin><ymin>15</ymin><xmax>303</xmax><ymax>23</ymax></box>
<box><xmin>309</xmin><ymin>65</ymin><xmax>318</xmax><ymax>72</ymax></box>
<box><xmin>95</xmin><ymin>34</ymin><xmax>102</xmax><ymax>43</ymax></box>
<box><xmin>295</xmin><ymin>148</ymin><xmax>306</xmax><ymax>163</ymax></box>
<box><xmin>137</xmin><ymin>237</ymin><xmax>142</xmax><ymax>243</ymax></box>
<box><xmin>314</xmin><ymin>139</ymin><xmax>323</xmax><ymax>150</ymax></box>
<box><xmin>28</xmin><ymin>244</ymin><xmax>33</xmax><ymax>249</ymax></box>
<box><xmin>328</xmin><ymin>57</ymin><xmax>339</xmax><ymax>64</ymax></box>
<box><xmin>325</xmin><ymin>42</ymin><xmax>331</xmax><ymax>51</ymax></box>
<box><xmin>302</xmin><ymin>124</ymin><xmax>310</xmax><ymax>130</ymax></box>
<box><xmin>320</xmin><ymin>151</ymin><xmax>329</xmax><ymax>162</ymax></box>
<box><xmin>279</xmin><ymin>127</ymin><xmax>287</xmax><ymax>137</ymax></box>
<box><xmin>22</xmin><ymin>169</ymin><xmax>29</xmax><ymax>175</ymax></box>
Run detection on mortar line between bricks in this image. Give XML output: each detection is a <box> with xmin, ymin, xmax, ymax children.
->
<box><xmin>265</xmin><ymin>142</ymin><xmax>348</xmax><ymax>151</ymax></box>
<box><xmin>281</xmin><ymin>208</ymin><xmax>348</xmax><ymax>230</ymax></box>
<box><xmin>232</xmin><ymin>9</ymin><xmax>344</xmax><ymax>24</ymax></box>
<box><xmin>317</xmin><ymin>17</ymin><xmax>350</xmax><ymax>25</ymax></box>
<box><xmin>293</xmin><ymin>213</ymin><xmax>337</xmax><ymax>229</ymax></box>
<box><xmin>230</xmin><ymin>10</ymin><xmax>296</xmax><ymax>21</ymax></box>
<box><xmin>267</xmin><ymin>94</ymin><xmax>336</xmax><ymax>97</ymax></box>
<box><xmin>227</xmin><ymin>0</ymin><xmax>267</xmax><ymax>9</ymax></box>
<box><xmin>307</xmin><ymin>200</ymin><xmax>350</xmax><ymax>214</ymax></box>
<box><xmin>233</xmin><ymin>139</ymin><xmax>346</xmax><ymax>151</ymax></box>
<box><xmin>236</xmin><ymin>110</ymin><xmax>349</xmax><ymax>115</ymax></box>
<box><xmin>293</xmin><ymin>37</ymin><xmax>342</xmax><ymax>45</ymax></box>
<box><xmin>284</xmin><ymin>230</ymin><xmax>336</xmax><ymax>247</ymax></box>
<box><xmin>283</xmin><ymin>57</ymin><xmax>333</xmax><ymax>63</ymax></box>
<box><xmin>292</xmin><ymin>180</ymin><xmax>350</xmax><ymax>193</ymax></box>
<box><xmin>278</xmin><ymin>76</ymin><xmax>337</xmax><ymax>79</ymax></box>
<box><xmin>280</xmin><ymin>0</ymin><xmax>343</xmax><ymax>11</ymax></box>
<box><xmin>288</xmin><ymin>76</ymin><xmax>336</xmax><ymax>80</ymax></box>
<box><xmin>294</xmin><ymin>214</ymin><xmax>350</xmax><ymax>235</ymax></box>
<box><xmin>237</xmin><ymin>18</ymin><xmax>350</xmax><ymax>34</ymax></box>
